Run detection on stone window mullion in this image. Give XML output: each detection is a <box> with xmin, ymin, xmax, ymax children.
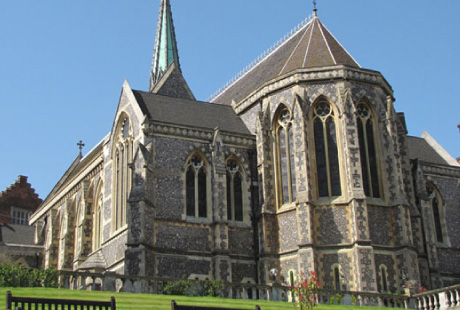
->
<box><xmin>194</xmin><ymin>170</ymin><xmax>199</xmax><ymax>218</ymax></box>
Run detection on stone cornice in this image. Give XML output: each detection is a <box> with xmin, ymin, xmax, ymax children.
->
<box><xmin>421</xmin><ymin>161</ymin><xmax>460</xmax><ymax>178</ymax></box>
<box><xmin>233</xmin><ymin>66</ymin><xmax>393</xmax><ymax>115</ymax></box>
<box><xmin>145</xmin><ymin>121</ymin><xmax>256</xmax><ymax>148</ymax></box>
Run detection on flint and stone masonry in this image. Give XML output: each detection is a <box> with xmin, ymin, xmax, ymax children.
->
<box><xmin>30</xmin><ymin>0</ymin><xmax>460</xmax><ymax>294</ymax></box>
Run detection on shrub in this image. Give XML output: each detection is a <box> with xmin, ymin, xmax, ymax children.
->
<box><xmin>201</xmin><ymin>280</ymin><xmax>224</xmax><ymax>297</ymax></box>
<box><xmin>164</xmin><ymin>279</ymin><xmax>225</xmax><ymax>297</ymax></box>
<box><xmin>290</xmin><ymin>271</ymin><xmax>321</xmax><ymax>310</ymax></box>
<box><xmin>0</xmin><ymin>263</ymin><xmax>58</xmax><ymax>288</ymax></box>
<box><xmin>163</xmin><ymin>279</ymin><xmax>192</xmax><ymax>296</ymax></box>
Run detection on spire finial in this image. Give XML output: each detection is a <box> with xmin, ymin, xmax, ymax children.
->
<box><xmin>149</xmin><ymin>0</ymin><xmax>181</xmax><ymax>92</ymax></box>
<box><xmin>313</xmin><ymin>0</ymin><xmax>318</xmax><ymax>16</ymax></box>
<box><xmin>77</xmin><ymin>140</ymin><xmax>85</xmax><ymax>155</ymax></box>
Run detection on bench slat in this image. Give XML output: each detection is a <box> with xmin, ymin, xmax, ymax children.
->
<box><xmin>171</xmin><ymin>300</ymin><xmax>261</xmax><ymax>310</ymax></box>
<box><xmin>6</xmin><ymin>292</ymin><xmax>115</xmax><ymax>310</ymax></box>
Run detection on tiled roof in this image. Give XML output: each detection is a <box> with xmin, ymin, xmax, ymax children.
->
<box><xmin>212</xmin><ymin>16</ymin><xmax>359</xmax><ymax>106</ymax></box>
<box><xmin>132</xmin><ymin>90</ymin><xmax>252</xmax><ymax>136</ymax></box>
<box><xmin>406</xmin><ymin>136</ymin><xmax>449</xmax><ymax>165</ymax></box>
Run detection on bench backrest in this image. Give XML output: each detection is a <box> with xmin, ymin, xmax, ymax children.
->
<box><xmin>6</xmin><ymin>291</ymin><xmax>116</xmax><ymax>310</ymax></box>
<box><xmin>171</xmin><ymin>300</ymin><xmax>260</xmax><ymax>310</ymax></box>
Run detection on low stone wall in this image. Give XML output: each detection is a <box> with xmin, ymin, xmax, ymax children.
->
<box><xmin>57</xmin><ymin>270</ymin><xmax>412</xmax><ymax>308</ymax></box>
<box><xmin>413</xmin><ymin>284</ymin><xmax>460</xmax><ymax>310</ymax></box>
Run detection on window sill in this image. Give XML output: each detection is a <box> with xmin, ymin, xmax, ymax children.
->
<box><xmin>110</xmin><ymin>225</ymin><xmax>128</xmax><ymax>240</ymax></box>
<box><xmin>277</xmin><ymin>202</ymin><xmax>297</xmax><ymax>214</ymax></box>
<box><xmin>313</xmin><ymin>196</ymin><xmax>348</xmax><ymax>205</ymax></box>
<box><xmin>227</xmin><ymin>220</ymin><xmax>251</xmax><ymax>228</ymax></box>
<box><xmin>182</xmin><ymin>215</ymin><xmax>212</xmax><ymax>225</ymax></box>
<box><xmin>364</xmin><ymin>197</ymin><xmax>387</xmax><ymax>206</ymax></box>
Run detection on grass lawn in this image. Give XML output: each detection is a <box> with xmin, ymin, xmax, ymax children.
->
<box><xmin>0</xmin><ymin>287</ymin><xmax>385</xmax><ymax>310</ymax></box>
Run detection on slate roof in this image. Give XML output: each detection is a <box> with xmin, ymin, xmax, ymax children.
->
<box><xmin>3</xmin><ymin>224</ymin><xmax>36</xmax><ymax>245</ymax></box>
<box><xmin>406</xmin><ymin>136</ymin><xmax>449</xmax><ymax>165</ymax></box>
<box><xmin>212</xmin><ymin>15</ymin><xmax>359</xmax><ymax>106</ymax></box>
<box><xmin>78</xmin><ymin>250</ymin><xmax>107</xmax><ymax>271</ymax></box>
<box><xmin>132</xmin><ymin>90</ymin><xmax>252</xmax><ymax>136</ymax></box>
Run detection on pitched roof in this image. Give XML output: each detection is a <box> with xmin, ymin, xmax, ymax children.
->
<box><xmin>132</xmin><ymin>90</ymin><xmax>252</xmax><ymax>136</ymax></box>
<box><xmin>212</xmin><ymin>15</ymin><xmax>359</xmax><ymax>105</ymax></box>
<box><xmin>39</xmin><ymin>138</ymin><xmax>105</xmax><ymax>208</ymax></box>
<box><xmin>406</xmin><ymin>136</ymin><xmax>449</xmax><ymax>165</ymax></box>
<box><xmin>78</xmin><ymin>250</ymin><xmax>107</xmax><ymax>271</ymax></box>
<box><xmin>3</xmin><ymin>224</ymin><xmax>36</xmax><ymax>246</ymax></box>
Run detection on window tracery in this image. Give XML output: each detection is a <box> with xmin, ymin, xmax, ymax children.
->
<box><xmin>275</xmin><ymin>106</ymin><xmax>297</xmax><ymax>207</ymax></box>
<box><xmin>313</xmin><ymin>100</ymin><xmax>341</xmax><ymax>197</ymax></box>
<box><xmin>357</xmin><ymin>102</ymin><xmax>380</xmax><ymax>198</ymax></box>
<box><xmin>185</xmin><ymin>153</ymin><xmax>208</xmax><ymax>218</ymax></box>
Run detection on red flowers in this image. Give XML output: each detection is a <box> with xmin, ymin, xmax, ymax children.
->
<box><xmin>290</xmin><ymin>271</ymin><xmax>321</xmax><ymax>310</ymax></box>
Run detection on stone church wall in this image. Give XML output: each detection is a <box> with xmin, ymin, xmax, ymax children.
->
<box><xmin>368</xmin><ymin>206</ymin><xmax>395</xmax><ymax>246</ymax></box>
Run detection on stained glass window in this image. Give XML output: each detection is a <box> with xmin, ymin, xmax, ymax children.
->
<box><xmin>357</xmin><ymin>103</ymin><xmax>380</xmax><ymax>198</ymax></box>
<box><xmin>313</xmin><ymin>101</ymin><xmax>341</xmax><ymax>197</ymax></box>
<box><xmin>275</xmin><ymin>107</ymin><xmax>297</xmax><ymax>207</ymax></box>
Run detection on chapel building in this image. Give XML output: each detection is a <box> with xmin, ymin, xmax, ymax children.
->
<box><xmin>30</xmin><ymin>0</ymin><xmax>460</xmax><ymax>293</ymax></box>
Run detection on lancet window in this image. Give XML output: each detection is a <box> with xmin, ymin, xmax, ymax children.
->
<box><xmin>185</xmin><ymin>153</ymin><xmax>208</xmax><ymax>218</ymax></box>
<box><xmin>113</xmin><ymin>117</ymin><xmax>133</xmax><ymax>232</ymax></box>
<box><xmin>275</xmin><ymin>106</ymin><xmax>297</xmax><ymax>206</ymax></box>
<box><xmin>226</xmin><ymin>157</ymin><xmax>244</xmax><ymax>222</ymax></box>
<box><xmin>93</xmin><ymin>183</ymin><xmax>103</xmax><ymax>250</ymax></box>
<box><xmin>357</xmin><ymin>102</ymin><xmax>380</xmax><ymax>198</ymax></box>
<box><xmin>332</xmin><ymin>264</ymin><xmax>342</xmax><ymax>291</ymax></box>
<box><xmin>427</xmin><ymin>184</ymin><xmax>446</xmax><ymax>244</ymax></box>
<box><xmin>378</xmin><ymin>265</ymin><xmax>389</xmax><ymax>293</ymax></box>
<box><xmin>313</xmin><ymin>100</ymin><xmax>341</xmax><ymax>197</ymax></box>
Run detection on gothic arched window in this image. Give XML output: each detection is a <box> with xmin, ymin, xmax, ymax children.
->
<box><xmin>313</xmin><ymin>100</ymin><xmax>341</xmax><ymax>197</ymax></box>
<box><xmin>332</xmin><ymin>264</ymin><xmax>342</xmax><ymax>291</ymax></box>
<box><xmin>185</xmin><ymin>153</ymin><xmax>208</xmax><ymax>218</ymax></box>
<box><xmin>112</xmin><ymin>116</ymin><xmax>132</xmax><ymax>232</ymax></box>
<box><xmin>378</xmin><ymin>264</ymin><xmax>389</xmax><ymax>293</ymax></box>
<box><xmin>93</xmin><ymin>183</ymin><xmax>103</xmax><ymax>250</ymax></box>
<box><xmin>275</xmin><ymin>106</ymin><xmax>297</xmax><ymax>206</ymax></box>
<box><xmin>226</xmin><ymin>157</ymin><xmax>244</xmax><ymax>222</ymax></box>
<box><xmin>357</xmin><ymin>102</ymin><xmax>380</xmax><ymax>198</ymax></box>
<box><xmin>427</xmin><ymin>184</ymin><xmax>446</xmax><ymax>244</ymax></box>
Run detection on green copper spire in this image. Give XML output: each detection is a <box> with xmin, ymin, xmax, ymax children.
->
<box><xmin>149</xmin><ymin>0</ymin><xmax>180</xmax><ymax>92</ymax></box>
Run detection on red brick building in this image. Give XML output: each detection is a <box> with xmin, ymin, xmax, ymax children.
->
<box><xmin>0</xmin><ymin>176</ymin><xmax>42</xmax><ymax>225</ymax></box>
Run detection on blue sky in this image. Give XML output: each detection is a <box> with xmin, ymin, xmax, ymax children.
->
<box><xmin>1</xmin><ymin>0</ymin><xmax>459</xmax><ymax>198</ymax></box>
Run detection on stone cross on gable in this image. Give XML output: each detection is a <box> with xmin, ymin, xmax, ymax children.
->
<box><xmin>77</xmin><ymin>140</ymin><xmax>85</xmax><ymax>155</ymax></box>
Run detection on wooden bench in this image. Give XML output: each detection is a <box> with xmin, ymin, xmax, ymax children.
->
<box><xmin>171</xmin><ymin>300</ymin><xmax>260</xmax><ymax>310</ymax></box>
<box><xmin>6</xmin><ymin>291</ymin><xmax>116</xmax><ymax>310</ymax></box>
